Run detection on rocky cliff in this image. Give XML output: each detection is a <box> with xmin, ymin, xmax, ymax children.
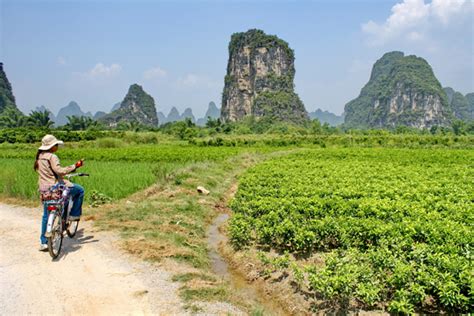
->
<box><xmin>100</xmin><ymin>84</ymin><xmax>158</xmax><ymax>127</ymax></box>
<box><xmin>344</xmin><ymin>52</ymin><xmax>451</xmax><ymax>129</ymax></box>
<box><xmin>221</xmin><ymin>29</ymin><xmax>308</xmax><ymax>124</ymax></box>
<box><xmin>0</xmin><ymin>62</ymin><xmax>21</xmax><ymax>115</ymax></box>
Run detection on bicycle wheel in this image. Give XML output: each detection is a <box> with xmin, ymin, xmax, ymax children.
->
<box><xmin>47</xmin><ymin>213</ymin><xmax>63</xmax><ymax>259</ymax></box>
<box><xmin>66</xmin><ymin>219</ymin><xmax>79</xmax><ymax>238</ymax></box>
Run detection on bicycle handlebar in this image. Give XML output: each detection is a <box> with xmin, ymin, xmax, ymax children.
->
<box><xmin>65</xmin><ymin>173</ymin><xmax>90</xmax><ymax>179</ymax></box>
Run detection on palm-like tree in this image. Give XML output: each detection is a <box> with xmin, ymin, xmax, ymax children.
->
<box><xmin>28</xmin><ymin>110</ymin><xmax>54</xmax><ymax>128</ymax></box>
<box><xmin>65</xmin><ymin>115</ymin><xmax>100</xmax><ymax>130</ymax></box>
<box><xmin>0</xmin><ymin>107</ymin><xmax>28</xmax><ymax>128</ymax></box>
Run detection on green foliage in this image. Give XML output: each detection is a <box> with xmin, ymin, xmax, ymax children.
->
<box><xmin>28</xmin><ymin>110</ymin><xmax>54</xmax><ymax>129</ymax></box>
<box><xmin>228</xmin><ymin>29</ymin><xmax>294</xmax><ymax>61</ymax></box>
<box><xmin>229</xmin><ymin>148</ymin><xmax>473</xmax><ymax>312</ymax></box>
<box><xmin>90</xmin><ymin>190</ymin><xmax>112</xmax><ymax>207</ymax></box>
<box><xmin>252</xmin><ymin>91</ymin><xmax>308</xmax><ymax>125</ymax></box>
<box><xmin>0</xmin><ymin>107</ymin><xmax>28</xmax><ymax>128</ymax></box>
<box><xmin>65</xmin><ymin>115</ymin><xmax>102</xmax><ymax>131</ymax></box>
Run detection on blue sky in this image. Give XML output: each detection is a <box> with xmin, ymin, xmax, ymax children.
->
<box><xmin>1</xmin><ymin>0</ymin><xmax>473</xmax><ymax>117</ymax></box>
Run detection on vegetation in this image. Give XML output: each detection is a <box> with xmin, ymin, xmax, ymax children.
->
<box><xmin>229</xmin><ymin>148</ymin><xmax>473</xmax><ymax>313</ymax></box>
<box><xmin>252</xmin><ymin>91</ymin><xmax>308</xmax><ymax>124</ymax></box>
<box><xmin>228</xmin><ymin>29</ymin><xmax>294</xmax><ymax>61</ymax></box>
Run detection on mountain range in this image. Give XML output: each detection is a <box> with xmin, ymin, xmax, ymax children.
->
<box><xmin>31</xmin><ymin>99</ymin><xmax>221</xmax><ymax>127</ymax></box>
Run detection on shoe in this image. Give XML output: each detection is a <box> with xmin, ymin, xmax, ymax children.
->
<box><xmin>39</xmin><ymin>244</ymin><xmax>48</xmax><ymax>251</ymax></box>
<box><xmin>69</xmin><ymin>216</ymin><xmax>80</xmax><ymax>221</ymax></box>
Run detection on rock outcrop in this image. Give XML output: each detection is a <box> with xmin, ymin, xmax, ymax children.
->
<box><xmin>0</xmin><ymin>62</ymin><xmax>21</xmax><ymax>115</ymax></box>
<box><xmin>344</xmin><ymin>52</ymin><xmax>451</xmax><ymax>129</ymax></box>
<box><xmin>221</xmin><ymin>29</ymin><xmax>308</xmax><ymax>124</ymax></box>
<box><xmin>100</xmin><ymin>84</ymin><xmax>158</xmax><ymax>127</ymax></box>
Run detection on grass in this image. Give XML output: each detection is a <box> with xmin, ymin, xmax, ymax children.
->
<box><xmin>94</xmin><ymin>153</ymin><xmax>264</xmax><ymax>268</ymax></box>
<box><xmin>0</xmin><ymin>158</ymin><xmax>158</xmax><ymax>201</ymax></box>
<box><xmin>0</xmin><ymin>142</ymin><xmax>267</xmax><ymax>203</ymax></box>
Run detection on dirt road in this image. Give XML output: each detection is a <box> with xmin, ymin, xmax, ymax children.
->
<box><xmin>0</xmin><ymin>203</ymin><xmax>186</xmax><ymax>315</ymax></box>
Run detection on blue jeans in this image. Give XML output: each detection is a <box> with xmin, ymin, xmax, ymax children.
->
<box><xmin>40</xmin><ymin>184</ymin><xmax>85</xmax><ymax>245</ymax></box>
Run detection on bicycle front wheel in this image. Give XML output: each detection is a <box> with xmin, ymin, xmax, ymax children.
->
<box><xmin>47</xmin><ymin>213</ymin><xmax>63</xmax><ymax>259</ymax></box>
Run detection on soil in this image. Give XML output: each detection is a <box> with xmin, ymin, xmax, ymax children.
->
<box><xmin>0</xmin><ymin>203</ymin><xmax>239</xmax><ymax>315</ymax></box>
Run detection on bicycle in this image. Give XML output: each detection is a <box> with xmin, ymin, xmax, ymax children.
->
<box><xmin>44</xmin><ymin>173</ymin><xmax>89</xmax><ymax>259</ymax></box>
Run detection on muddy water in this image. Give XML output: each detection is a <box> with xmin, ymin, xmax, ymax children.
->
<box><xmin>208</xmin><ymin>213</ymin><xmax>284</xmax><ymax>315</ymax></box>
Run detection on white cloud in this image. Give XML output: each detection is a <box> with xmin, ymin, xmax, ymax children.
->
<box><xmin>362</xmin><ymin>0</ymin><xmax>472</xmax><ymax>45</ymax></box>
<box><xmin>177</xmin><ymin>73</ymin><xmax>220</xmax><ymax>89</ymax></box>
<box><xmin>87</xmin><ymin>63</ymin><xmax>122</xmax><ymax>78</ymax></box>
<box><xmin>57</xmin><ymin>56</ymin><xmax>66</xmax><ymax>66</ymax></box>
<box><xmin>431</xmin><ymin>0</ymin><xmax>467</xmax><ymax>24</ymax></box>
<box><xmin>179</xmin><ymin>74</ymin><xmax>199</xmax><ymax>86</ymax></box>
<box><xmin>143</xmin><ymin>66</ymin><xmax>167</xmax><ymax>80</ymax></box>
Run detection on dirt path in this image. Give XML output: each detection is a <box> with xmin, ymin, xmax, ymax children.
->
<box><xmin>0</xmin><ymin>203</ymin><xmax>186</xmax><ymax>315</ymax></box>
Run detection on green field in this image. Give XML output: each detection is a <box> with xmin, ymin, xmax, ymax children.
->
<box><xmin>1</xmin><ymin>136</ymin><xmax>473</xmax><ymax>313</ymax></box>
<box><xmin>229</xmin><ymin>148</ymin><xmax>473</xmax><ymax>313</ymax></box>
<box><xmin>0</xmin><ymin>142</ymin><xmax>253</xmax><ymax>202</ymax></box>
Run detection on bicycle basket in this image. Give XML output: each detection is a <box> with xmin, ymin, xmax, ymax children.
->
<box><xmin>40</xmin><ymin>188</ymin><xmax>63</xmax><ymax>202</ymax></box>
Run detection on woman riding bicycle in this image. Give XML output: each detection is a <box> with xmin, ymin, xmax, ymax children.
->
<box><xmin>34</xmin><ymin>134</ymin><xmax>84</xmax><ymax>251</ymax></box>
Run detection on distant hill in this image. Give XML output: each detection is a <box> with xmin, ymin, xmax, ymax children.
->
<box><xmin>308</xmin><ymin>109</ymin><xmax>344</xmax><ymax>126</ymax></box>
<box><xmin>55</xmin><ymin>101</ymin><xmax>92</xmax><ymax>126</ymax></box>
<box><xmin>111</xmin><ymin>102</ymin><xmax>121</xmax><ymax>112</ymax></box>
<box><xmin>93</xmin><ymin>111</ymin><xmax>107</xmax><ymax>120</ymax></box>
<box><xmin>100</xmin><ymin>84</ymin><xmax>158</xmax><ymax>127</ymax></box>
<box><xmin>344</xmin><ymin>51</ymin><xmax>451</xmax><ymax>129</ymax></box>
<box><xmin>157</xmin><ymin>111</ymin><xmax>167</xmax><ymax>125</ymax></box>
<box><xmin>443</xmin><ymin>87</ymin><xmax>473</xmax><ymax>122</ymax></box>
<box><xmin>196</xmin><ymin>101</ymin><xmax>220</xmax><ymax>126</ymax></box>
<box><xmin>181</xmin><ymin>108</ymin><xmax>195</xmax><ymax>123</ymax></box>
<box><xmin>167</xmin><ymin>107</ymin><xmax>181</xmax><ymax>123</ymax></box>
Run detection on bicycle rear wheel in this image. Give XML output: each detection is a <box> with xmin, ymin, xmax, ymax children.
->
<box><xmin>66</xmin><ymin>220</ymin><xmax>79</xmax><ymax>238</ymax></box>
<box><xmin>47</xmin><ymin>213</ymin><xmax>63</xmax><ymax>259</ymax></box>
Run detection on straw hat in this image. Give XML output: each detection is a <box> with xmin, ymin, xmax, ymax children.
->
<box><xmin>39</xmin><ymin>134</ymin><xmax>64</xmax><ymax>150</ymax></box>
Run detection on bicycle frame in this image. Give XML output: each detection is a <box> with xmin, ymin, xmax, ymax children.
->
<box><xmin>44</xmin><ymin>173</ymin><xmax>88</xmax><ymax>237</ymax></box>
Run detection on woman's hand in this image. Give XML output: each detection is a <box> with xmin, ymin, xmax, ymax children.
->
<box><xmin>75</xmin><ymin>159</ymin><xmax>84</xmax><ymax>169</ymax></box>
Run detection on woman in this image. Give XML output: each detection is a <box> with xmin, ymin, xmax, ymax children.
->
<box><xmin>34</xmin><ymin>134</ymin><xmax>84</xmax><ymax>251</ymax></box>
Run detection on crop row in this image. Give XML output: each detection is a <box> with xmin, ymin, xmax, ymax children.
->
<box><xmin>229</xmin><ymin>148</ymin><xmax>473</xmax><ymax>313</ymax></box>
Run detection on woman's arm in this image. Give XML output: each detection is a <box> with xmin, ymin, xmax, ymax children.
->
<box><xmin>50</xmin><ymin>154</ymin><xmax>76</xmax><ymax>176</ymax></box>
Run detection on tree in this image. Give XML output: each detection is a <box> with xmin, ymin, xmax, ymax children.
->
<box><xmin>451</xmin><ymin>120</ymin><xmax>466</xmax><ymax>136</ymax></box>
<box><xmin>65</xmin><ymin>115</ymin><xmax>99</xmax><ymax>131</ymax></box>
<box><xmin>0</xmin><ymin>107</ymin><xmax>28</xmax><ymax>128</ymax></box>
<box><xmin>28</xmin><ymin>110</ymin><xmax>54</xmax><ymax>128</ymax></box>
<box><xmin>206</xmin><ymin>117</ymin><xmax>221</xmax><ymax>128</ymax></box>
<box><xmin>311</xmin><ymin>119</ymin><xmax>322</xmax><ymax>134</ymax></box>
